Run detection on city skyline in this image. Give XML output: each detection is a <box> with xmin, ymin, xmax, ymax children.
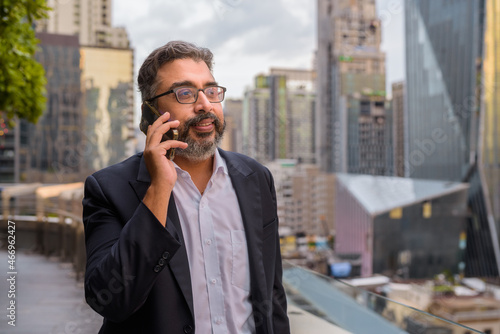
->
<box><xmin>111</xmin><ymin>0</ymin><xmax>404</xmax><ymax>117</ymax></box>
<box><xmin>2</xmin><ymin>1</ymin><xmax>500</xmax><ymax>332</ymax></box>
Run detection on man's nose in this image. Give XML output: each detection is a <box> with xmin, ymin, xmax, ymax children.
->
<box><xmin>194</xmin><ymin>90</ymin><xmax>212</xmax><ymax>113</ymax></box>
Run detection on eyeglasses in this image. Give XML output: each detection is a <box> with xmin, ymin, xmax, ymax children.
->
<box><xmin>148</xmin><ymin>86</ymin><xmax>227</xmax><ymax>104</ymax></box>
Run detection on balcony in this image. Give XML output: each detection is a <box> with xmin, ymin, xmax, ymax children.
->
<box><xmin>0</xmin><ymin>183</ymin><xmax>488</xmax><ymax>333</ymax></box>
<box><xmin>283</xmin><ymin>263</ymin><xmax>483</xmax><ymax>333</ymax></box>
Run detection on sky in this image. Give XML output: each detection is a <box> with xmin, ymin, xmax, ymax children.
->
<box><xmin>112</xmin><ymin>0</ymin><xmax>405</xmax><ymax>105</ymax></box>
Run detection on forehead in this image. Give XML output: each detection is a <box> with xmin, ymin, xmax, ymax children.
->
<box><xmin>156</xmin><ymin>58</ymin><xmax>215</xmax><ymax>90</ymax></box>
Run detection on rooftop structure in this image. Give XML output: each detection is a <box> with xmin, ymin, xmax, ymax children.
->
<box><xmin>335</xmin><ymin>173</ymin><xmax>469</xmax><ymax>278</ymax></box>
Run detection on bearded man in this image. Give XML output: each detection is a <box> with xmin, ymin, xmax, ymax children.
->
<box><xmin>82</xmin><ymin>40</ymin><xmax>290</xmax><ymax>334</ymax></box>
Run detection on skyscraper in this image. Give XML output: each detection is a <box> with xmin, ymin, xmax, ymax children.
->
<box><xmin>405</xmin><ymin>0</ymin><xmax>500</xmax><ymax>276</ymax></box>
<box><xmin>242</xmin><ymin>74</ymin><xmax>285</xmax><ymax>162</ymax></box>
<box><xmin>36</xmin><ymin>0</ymin><xmax>135</xmax><ymax>172</ymax></box>
<box><xmin>37</xmin><ymin>0</ymin><xmax>129</xmax><ymax>48</ymax></box>
<box><xmin>266</xmin><ymin>160</ymin><xmax>335</xmax><ymax>237</ymax></box>
<box><xmin>316</xmin><ymin>0</ymin><xmax>388</xmax><ymax>174</ymax></box>
<box><xmin>242</xmin><ymin>69</ymin><xmax>316</xmax><ymax>164</ymax></box>
<box><xmin>0</xmin><ymin>33</ymin><xmax>84</xmax><ymax>183</ymax></box>
<box><xmin>80</xmin><ymin>46</ymin><xmax>135</xmax><ymax>170</ymax></box>
<box><xmin>392</xmin><ymin>81</ymin><xmax>405</xmax><ymax>177</ymax></box>
<box><xmin>25</xmin><ymin>33</ymin><xmax>84</xmax><ymax>182</ymax></box>
<box><xmin>221</xmin><ymin>98</ymin><xmax>243</xmax><ymax>153</ymax></box>
<box><xmin>346</xmin><ymin>93</ymin><xmax>393</xmax><ymax>175</ymax></box>
<box><xmin>271</xmin><ymin>68</ymin><xmax>316</xmax><ymax>164</ymax></box>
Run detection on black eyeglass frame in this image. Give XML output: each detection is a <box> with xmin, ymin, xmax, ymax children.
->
<box><xmin>147</xmin><ymin>86</ymin><xmax>227</xmax><ymax>104</ymax></box>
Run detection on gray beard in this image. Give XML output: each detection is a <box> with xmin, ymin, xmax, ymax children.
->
<box><xmin>175</xmin><ymin>113</ymin><xmax>226</xmax><ymax>162</ymax></box>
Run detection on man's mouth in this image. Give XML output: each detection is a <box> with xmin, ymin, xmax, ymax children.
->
<box><xmin>191</xmin><ymin>119</ymin><xmax>214</xmax><ymax>132</ymax></box>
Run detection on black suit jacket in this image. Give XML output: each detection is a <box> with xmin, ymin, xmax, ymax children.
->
<box><xmin>82</xmin><ymin>149</ymin><xmax>290</xmax><ymax>333</ymax></box>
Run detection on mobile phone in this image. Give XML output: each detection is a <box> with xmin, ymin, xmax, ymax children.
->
<box><xmin>142</xmin><ymin>101</ymin><xmax>179</xmax><ymax>160</ymax></box>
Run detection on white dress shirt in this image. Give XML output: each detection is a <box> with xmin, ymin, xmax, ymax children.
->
<box><xmin>172</xmin><ymin>150</ymin><xmax>255</xmax><ymax>334</ymax></box>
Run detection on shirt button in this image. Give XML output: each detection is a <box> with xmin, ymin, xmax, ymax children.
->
<box><xmin>211</xmin><ymin>278</ymin><xmax>217</xmax><ymax>284</ymax></box>
<box><xmin>205</xmin><ymin>239</ymin><xmax>212</xmax><ymax>245</ymax></box>
<box><xmin>215</xmin><ymin>318</ymin><xmax>223</xmax><ymax>325</ymax></box>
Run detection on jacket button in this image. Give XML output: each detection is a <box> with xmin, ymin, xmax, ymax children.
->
<box><xmin>158</xmin><ymin>258</ymin><xmax>165</xmax><ymax>266</ymax></box>
<box><xmin>162</xmin><ymin>251</ymin><xmax>170</xmax><ymax>260</ymax></box>
<box><xmin>183</xmin><ymin>324</ymin><xmax>193</xmax><ymax>333</ymax></box>
<box><xmin>153</xmin><ymin>265</ymin><xmax>161</xmax><ymax>273</ymax></box>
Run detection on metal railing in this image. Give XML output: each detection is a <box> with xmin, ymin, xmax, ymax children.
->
<box><xmin>0</xmin><ymin>212</ymin><xmax>86</xmax><ymax>281</ymax></box>
<box><xmin>283</xmin><ymin>263</ymin><xmax>485</xmax><ymax>333</ymax></box>
<box><xmin>0</xmin><ymin>183</ymin><xmax>86</xmax><ymax>280</ymax></box>
<box><xmin>0</xmin><ymin>183</ymin><xmax>491</xmax><ymax>333</ymax></box>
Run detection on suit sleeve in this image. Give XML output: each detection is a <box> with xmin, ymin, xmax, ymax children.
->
<box><xmin>82</xmin><ymin>174</ymin><xmax>181</xmax><ymax>322</ymax></box>
<box><xmin>266</xmin><ymin>169</ymin><xmax>291</xmax><ymax>333</ymax></box>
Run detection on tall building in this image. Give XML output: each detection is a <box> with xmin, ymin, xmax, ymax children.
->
<box><xmin>37</xmin><ymin>0</ymin><xmax>129</xmax><ymax>48</ymax></box>
<box><xmin>80</xmin><ymin>46</ymin><xmax>135</xmax><ymax>171</ymax></box>
<box><xmin>0</xmin><ymin>115</ymin><xmax>16</xmax><ymax>182</ymax></box>
<box><xmin>221</xmin><ymin>98</ymin><xmax>243</xmax><ymax>153</ymax></box>
<box><xmin>0</xmin><ymin>33</ymin><xmax>84</xmax><ymax>183</ymax></box>
<box><xmin>266</xmin><ymin>160</ymin><xmax>335</xmax><ymax>237</ymax></box>
<box><xmin>405</xmin><ymin>0</ymin><xmax>500</xmax><ymax>276</ymax></box>
<box><xmin>392</xmin><ymin>82</ymin><xmax>405</xmax><ymax>177</ymax></box>
<box><xmin>482</xmin><ymin>0</ymin><xmax>500</xmax><ymax>275</ymax></box>
<box><xmin>242</xmin><ymin>74</ymin><xmax>284</xmax><ymax>162</ymax></box>
<box><xmin>25</xmin><ymin>33</ymin><xmax>85</xmax><ymax>182</ymax></box>
<box><xmin>34</xmin><ymin>0</ymin><xmax>135</xmax><ymax>173</ymax></box>
<box><xmin>271</xmin><ymin>68</ymin><xmax>316</xmax><ymax>164</ymax></box>
<box><xmin>242</xmin><ymin>69</ymin><xmax>316</xmax><ymax>164</ymax></box>
<box><xmin>316</xmin><ymin>0</ymin><xmax>386</xmax><ymax>173</ymax></box>
<box><xmin>346</xmin><ymin>93</ymin><xmax>393</xmax><ymax>175</ymax></box>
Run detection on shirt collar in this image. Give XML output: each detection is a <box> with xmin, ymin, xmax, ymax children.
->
<box><xmin>173</xmin><ymin>149</ymin><xmax>228</xmax><ymax>177</ymax></box>
<box><xmin>213</xmin><ymin>149</ymin><xmax>228</xmax><ymax>176</ymax></box>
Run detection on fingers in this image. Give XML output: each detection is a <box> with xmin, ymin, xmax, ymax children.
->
<box><xmin>156</xmin><ymin>139</ymin><xmax>188</xmax><ymax>153</ymax></box>
<box><xmin>145</xmin><ymin>112</ymin><xmax>188</xmax><ymax>159</ymax></box>
<box><xmin>146</xmin><ymin>112</ymin><xmax>178</xmax><ymax>146</ymax></box>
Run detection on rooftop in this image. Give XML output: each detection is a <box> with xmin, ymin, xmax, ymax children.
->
<box><xmin>336</xmin><ymin>173</ymin><xmax>469</xmax><ymax>216</ymax></box>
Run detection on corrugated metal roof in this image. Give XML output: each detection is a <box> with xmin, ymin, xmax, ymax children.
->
<box><xmin>336</xmin><ymin>173</ymin><xmax>469</xmax><ymax>216</ymax></box>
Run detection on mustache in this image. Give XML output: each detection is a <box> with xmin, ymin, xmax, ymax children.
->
<box><xmin>177</xmin><ymin>112</ymin><xmax>223</xmax><ymax>142</ymax></box>
<box><xmin>183</xmin><ymin>112</ymin><xmax>221</xmax><ymax>128</ymax></box>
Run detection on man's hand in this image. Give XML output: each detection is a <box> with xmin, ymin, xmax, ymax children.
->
<box><xmin>143</xmin><ymin>111</ymin><xmax>188</xmax><ymax>226</ymax></box>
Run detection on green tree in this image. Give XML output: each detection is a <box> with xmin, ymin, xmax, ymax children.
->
<box><xmin>0</xmin><ymin>0</ymin><xmax>50</xmax><ymax>124</ymax></box>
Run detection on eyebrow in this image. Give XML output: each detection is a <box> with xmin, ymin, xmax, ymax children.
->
<box><xmin>167</xmin><ymin>80</ymin><xmax>219</xmax><ymax>91</ymax></box>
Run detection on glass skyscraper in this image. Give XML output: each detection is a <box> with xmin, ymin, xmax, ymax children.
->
<box><xmin>405</xmin><ymin>0</ymin><xmax>500</xmax><ymax>276</ymax></box>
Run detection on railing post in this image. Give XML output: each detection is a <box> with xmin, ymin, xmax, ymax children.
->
<box><xmin>74</xmin><ymin>222</ymin><xmax>86</xmax><ymax>281</ymax></box>
<box><xmin>1</xmin><ymin>191</ymin><xmax>10</xmax><ymax>219</ymax></box>
<box><xmin>58</xmin><ymin>194</ymin><xmax>66</xmax><ymax>260</ymax></box>
<box><xmin>35</xmin><ymin>193</ymin><xmax>45</xmax><ymax>253</ymax></box>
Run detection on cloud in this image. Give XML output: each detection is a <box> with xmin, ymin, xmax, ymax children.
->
<box><xmin>113</xmin><ymin>0</ymin><xmax>403</xmax><ymax>108</ymax></box>
<box><xmin>113</xmin><ymin>0</ymin><xmax>316</xmax><ymax>98</ymax></box>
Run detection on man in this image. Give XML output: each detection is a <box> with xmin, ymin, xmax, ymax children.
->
<box><xmin>82</xmin><ymin>41</ymin><xmax>290</xmax><ymax>334</ymax></box>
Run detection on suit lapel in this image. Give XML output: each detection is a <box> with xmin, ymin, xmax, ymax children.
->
<box><xmin>164</xmin><ymin>196</ymin><xmax>194</xmax><ymax>317</ymax></box>
<box><xmin>129</xmin><ymin>154</ymin><xmax>152</xmax><ymax>202</ymax></box>
<box><xmin>219</xmin><ymin>150</ymin><xmax>267</xmax><ymax>301</ymax></box>
<box><xmin>129</xmin><ymin>154</ymin><xmax>194</xmax><ymax>318</ymax></box>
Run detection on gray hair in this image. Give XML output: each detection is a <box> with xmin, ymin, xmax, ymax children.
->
<box><xmin>138</xmin><ymin>41</ymin><xmax>214</xmax><ymax>134</ymax></box>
